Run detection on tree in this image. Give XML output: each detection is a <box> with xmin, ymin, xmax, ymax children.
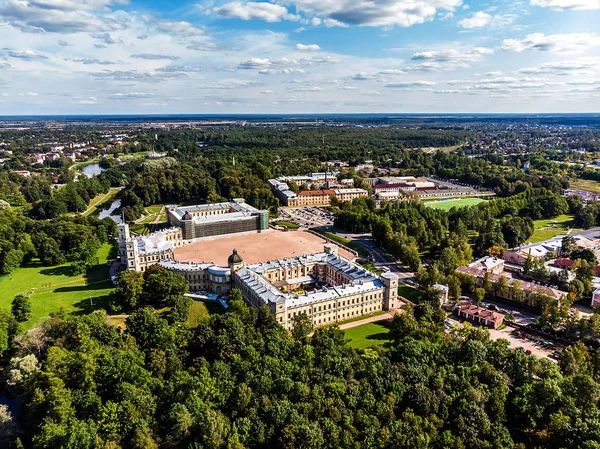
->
<box><xmin>473</xmin><ymin>288</ymin><xmax>486</xmax><ymax>306</ymax></box>
<box><xmin>488</xmin><ymin>245</ymin><xmax>504</xmax><ymax>258</ymax></box>
<box><xmin>561</xmin><ymin>235</ymin><xmax>577</xmax><ymax>257</ymax></box>
<box><xmin>117</xmin><ymin>270</ymin><xmax>144</xmax><ymax>309</ymax></box>
<box><xmin>2</xmin><ymin>249</ymin><xmax>23</xmax><ymax>274</ymax></box>
<box><xmin>291</xmin><ymin>313</ymin><xmax>313</xmax><ymax>342</ymax></box>
<box><xmin>11</xmin><ymin>294</ymin><xmax>31</xmax><ymax>322</ymax></box>
<box><xmin>494</xmin><ymin>276</ymin><xmax>509</xmax><ymax>299</ymax></box>
<box><xmin>143</xmin><ymin>267</ymin><xmax>189</xmax><ymax>305</ymax></box>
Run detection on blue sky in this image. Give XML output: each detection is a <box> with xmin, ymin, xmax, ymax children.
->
<box><xmin>1</xmin><ymin>0</ymin><xmax>600</xmax><ymax>114</ymax></box>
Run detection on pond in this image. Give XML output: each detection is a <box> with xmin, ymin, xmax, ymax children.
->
<box><xmin>80</xmin><ymin>163</ymin><xmax>106</xmax><ymax>178</ymax></box>
<box><xmin>99</xmin><ymin>199</ymin><xmax>122</xmax><ymax>223</ymax></box>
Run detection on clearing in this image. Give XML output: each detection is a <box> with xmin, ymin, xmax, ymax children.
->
<box><xmin>344</xmin><ymin>322</ymin><xmax>392</xmax><ymax>350</ymax></box>
<box><xmin>0</xmin><ymin>243</ymin><xmax>116</xmax><ymax>329</ymax></box>
<box><xmin>425</xmin><ymin>197</ymin><xmax>487</xmax><ymax>210</ymax></box>
<box><xmin>398</xmin><ymin>284</ymin><xmax>424</xmax><ymax>304</ymax></box>
<box><xmin>570</xmin><ymin>178</ymin><xmax>600</xmax><ymax>193</ymax></box>
<box><xmin>529</xmin><ymin>214</ymin><xmax>581</xmax><ymax>244</ymax></box>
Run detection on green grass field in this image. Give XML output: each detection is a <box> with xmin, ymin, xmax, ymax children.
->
<box><xmin>360</xmin><ymin>262</ymin><xmax>381</xmax><ymax>275</ymax></box>
<box><xmin>187</xmin><ymin>301</ymin><xmax>224</xmax><ymax>328</ymax></box>
<box><xmin>570</xmin><ymin>178</ymin><xmax>600</xmax><ymax>193</ymax></box>
<box><xmin>272</xmin><ymin>221</ymin><xmax>300</xmax><ymax>229</ymax></box>
<box><xmin>344</xmin><ymin>322</ymin><xmax>391</xmax><ymax>350</ymax></box>
<box><xmin>82</xmin><ymin>189</ymin><xmax>119</xmax><ymax>217</ymax></box>
<box><xmin>425</xmin><ymin>197</ymin><xmax>488</xmax><ymax>210</ymax></box>
<box><xmin>529</xmin><ymin>214</ymin><xmax>581</xmax><ymax>244</ymax></box>
<box><xmin>398</xmin><ymin>284</ymin><xmax>424</xmax><ymax>304</ymax></box>
<box><xmin>313</xmin><ymin>230</ymin><xmax>369</xmax><ymax>257</ymax></box>
<box><xmin>0</xmin><ymin>243</ymin><xmax>117</xmax><ymax>329</ymax></box>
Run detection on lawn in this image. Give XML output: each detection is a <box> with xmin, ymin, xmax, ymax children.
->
<box><xmin>570</xmin><ymin>178</ymin><xmax>600</xmax><ymax>193</ymax></box>
<box><xmin>360</xmin><ymin>262</ymin><xmax>381</xmax><ymax>275</ymax></box>
<box><xmin>529</xmin><ymin>214</ymin><xmax>581</xmax><ymax>244</ymax></box>
<box><xmin>187</xmin><ymin>300</ymin><xmax>224</xmax><ymax>328</ymax></box>
<box><xmin>398</xmin><ymin>284</ymin><xmax>424</xmax><ymax>304</ymax></box>
<box><xmin>272</xmin><ymin>221</ymin><xmax>300</xmax><ymax>229</ymax></box>
<box><xmin>425</xmin><ymin>197</ymin><xmax>488</xmax><ymax>210</ymax></box>
<box><xmin>0</xmin><ymin>243</ymin><xmax>117</xmax><ymax>329</ymax></box>
<box><xmin>344</xmin><ymin>322</ymin><xmax>391</xmax><ymax>350</ymax></box>
<box><xmin>313</xmin><ymin>230</ymin><xmax>369</xmax><ymax>257</ymax></box>
<box><xmin>82</xmin><ymin>189</ymin><xmax>119</xmax><ymax>217</ymax></box>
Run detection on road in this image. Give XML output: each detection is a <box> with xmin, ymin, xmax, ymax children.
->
<box><xmin>335</xmin><ymin>230</ymin><xmax>416</xmax><ymax>283</ymax></box>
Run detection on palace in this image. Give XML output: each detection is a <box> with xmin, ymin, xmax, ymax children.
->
<box><xmin>167</xmin><ymin>199</ymin><xmax>268</xmax><ymax>240</ymax></box>
<box><xmin>118</xmin><ymin>199</ymin><xmax>268</xmax><ymax>271</ymax></box>
<box><xmin>117</xmin><ymin>199</ymin><xmax>399</xmax><ymax>329</ymax></box>
<box><xmin>233</xmin><ymin>245</ymin><xmax>399</xmax><ymax>330</ymax></box>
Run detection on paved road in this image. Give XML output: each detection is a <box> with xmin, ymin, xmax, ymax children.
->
<box><xmin>333</xmin><ymin>230</ymin><xmax>416</xmax><ymax>282</ymax></box>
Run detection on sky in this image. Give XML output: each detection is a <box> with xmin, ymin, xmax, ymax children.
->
<box><xmin>1</xmin><ymin>0</ymin><xmax>600</xmax><ymax>114</ymax></box>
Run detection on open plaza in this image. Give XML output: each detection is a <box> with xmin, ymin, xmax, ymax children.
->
<box><xmin>174</xmin><ymin>229</ymin><xmax>354</xmax><ymax>266</ymax></box>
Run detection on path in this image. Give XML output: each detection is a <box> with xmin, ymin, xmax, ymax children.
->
<box><xmin>337</xmin><ymin>309</ymin><xmax>399</xmax><ymax>331</ymax></box>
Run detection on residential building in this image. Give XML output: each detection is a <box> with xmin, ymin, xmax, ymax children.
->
<box><xmin>455</xmin><ymin>304</ymin><xmax>505</xmax><ymax>329</ymax></box>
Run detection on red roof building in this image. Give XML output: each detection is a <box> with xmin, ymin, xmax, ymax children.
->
<box><xmin>455</xmin><ymin>304</ymin><xmax>505</xmax><ymax>329</ymax></box>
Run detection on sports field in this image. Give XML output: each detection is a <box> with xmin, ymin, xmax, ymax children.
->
<box><xmin>344</xmin><ymin>322</ymin><xmax>391</xmax><ymax>350</ymax></box>
<box><xmin>425</xmin><ymin>197</ymin><xmax>487</xmax><ymax>210</ymax></box>
<box><xmin>0</xmin><ymin>243</ymin><xmax>116</xmax><ymax>329</ymax></box>
<box><xmin>174</xmin><ymin>230</ymin><xmax>354</xmax><ymax>265</ymax></box>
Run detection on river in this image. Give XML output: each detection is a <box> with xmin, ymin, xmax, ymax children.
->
<box><xmin>99</xmin><ymin>199</ymin><xmax>122</xmax><ymax>224</ymax></box>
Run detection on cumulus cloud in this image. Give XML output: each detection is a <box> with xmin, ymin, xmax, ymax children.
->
<box><xmin>93</xmin><ymin>32</ymin><xmax>123</xmax><ymax>45</ymax></box>
<box><xmin>458</xmin><ymin>11</ymin><xmax>491</xmax><ymax>28</ymax></box>
<box><xmin>212</xmin><ymin>2</ymin><xmax>299</xmax><ymax>22</ymax></box>
<box><xmin>131</xmin><ymin>53</ymin><xmax>181</xmax><ymax>60</ymax></box>
<box><xmin>0</xmin><ymin>0</ymin><xmax>128</xmax><ymax>33</ymax></box>
<box><xmin>289</xmin><ymin>86</ymin><xmax>324</xmax><ymax>92</ymax></box>
<box><xmin>91</xmin><ymin>70</ymin><xmax>186</xmax><ymax>82</ymax></box>
<box><xmin>155</xmin><ymin>20</ymin><xmax>205</xmax><ymax>37</ymax></box>
<box><xmin>385</xmin><ymin>80</ymin><xmax>436</xmax><ymax>88</ymax></box>
<box><xmin>1</xmin><ymin>48</ymin><xmax>48</xmax><ymax>60</ymax></box>
<box><xmin>502</xmin><ymin>33</ymin><xmax>600</xmax><ymax>53</ymax></box>
<box><xmin>109</xmin><ymin>92</ymin><xmax>155</xmax><ymax>100</ymax></box>
<box><xmin>71</xmin><ymin>59</ymin><xmax>117</xmax><ymax>65</ymax></box>
<box><xmin>296</xmin><ymin>43</ymin><xmax>321</xmax><ymax>51</ymax></box>
<box><xmin>277</xmin><ymin>0</ymin><xmax>463</xmax><ymax>27</ymax></box>
<box><xmin>408</xmin><ymin>47</ymin><xmax>493</xmax><ymax>70</ymax></box>
<box><xmin>530</xmin><ymin>0</ymin><xmax>600</xmax><ymax>10</ymax></box>
<box><xmin>259</xmin><ymin>68</ymin><xmax>305</xmax><ymax>75</ymax></box>
<box><xmin>517</xmin><ymin>57</ymin><xmax>600</xmax><ymax>75</ymax></box>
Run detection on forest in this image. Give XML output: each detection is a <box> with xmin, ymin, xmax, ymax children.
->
<box><xmin>0</xmin><ymin>296</ymin><xmax>599</xmax><ymax>449</ymax></box>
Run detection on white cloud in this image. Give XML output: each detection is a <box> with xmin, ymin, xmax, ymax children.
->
<box><xmin>296</xmin><ymin>43</ymin><xmax>321</xmax><ymax>51</ymax></box>
<box><xmin>0</xmin><ymin>0</ymin><xmax>128</xmax><ymax>33</ymax></box>
<box><xmin>517</xmin><ymin>57</ymin><xmax>600</xmax><ymax>74</ymax></box>
<box><xmin>530</xmin><ymin>0</ymin><xmax>600</xmax><ymax>10</ymax></box>
<box><xmin>502</xmin><ymin>33</ymin><xmax>600</xmax><ymax>53</ymax></box>
<box><xmin>212</xmin><ymin>2</ymin><xmax>299</xmax><ymax>22</ymax></box>
<box><xmin>155</xmin><ymin>20</ymin><xmax>204</xmax><ymax>37</ymax></box>
<box><xmin>409</xmin><ymin>47</ymin><xmax>493</xmax><ymax>70</ymax></box>
<box><xmin>385</xmin><ymin>80</ymin><xmax>436</xmax><ymax>88</ymax></box>
<box><xmin>131</xmin><ymin>53</ymin><xmax>181</xmax><ymax>60</ymax></box>
<box><xmin>252</xmin><ymin>0</ymin><xmax>464</xmax><ymax>27</ymax></box>
<box><xmin>458</xmin><ymin>11</ymin><xmax>491</xmax><ymax>28</ymax></box>
<box><xmin>109</xmin><ymin>92</ymin><xmax>155</xmax><ymax>100</ymax></box>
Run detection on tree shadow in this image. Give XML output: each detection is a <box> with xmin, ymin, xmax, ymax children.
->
<box><xmin>53</xmin><ymin>281</ymin><xmax>113</xmax><ymax>293</ymax></box>
<box><xmin>365</xmin><ymin>332</ymin><xmax>391</xmax><ymax>342</ymax></box>
<box><xmin>39</xmin><ymin>266</ymin><xmax>76</xmax><ymax>277</ymax></box>
<box><xmin>71</xmin><ymin>294</ymin><xmax>113</xmax><ymax>315</ymax></box>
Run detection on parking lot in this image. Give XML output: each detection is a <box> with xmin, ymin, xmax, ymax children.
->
<box><xmin>279</xmin><ymin>206</ymin><xmax>334</xmax><ymax>228</ymax></box>
<box><xmin>446</xmin><ymin>315</ymin><xmax>563</xmax><ymax>361</ymax></box>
